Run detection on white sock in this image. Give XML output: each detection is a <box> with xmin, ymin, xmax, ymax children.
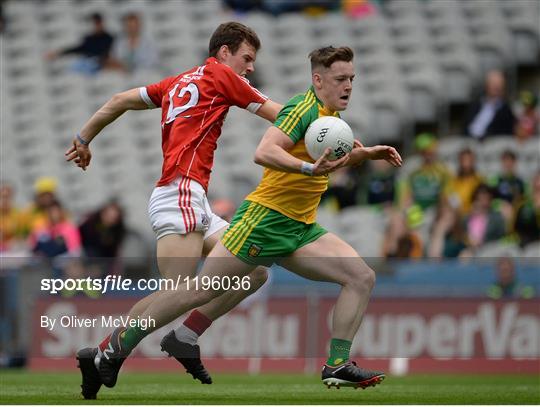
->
<box><xmin>174</xmin><ymin>325</ymin><xmax>198</xmax><ymax>345</ymax></box>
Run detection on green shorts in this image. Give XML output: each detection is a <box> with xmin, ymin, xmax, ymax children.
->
<box><xmin>221</xmin><ymin>200</ymin><xmax>327</xmax><ymax>265</ymax></box>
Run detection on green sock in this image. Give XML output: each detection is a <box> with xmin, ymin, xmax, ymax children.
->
<box><xmin>326</xmin><ymin>338</ymin><xmax>352</xmax><ymax>366</ymax></box>
<box><xmin>120</xmin><ymin>326</ymin><xmax>147</xmax><ymax>351</ymax></box>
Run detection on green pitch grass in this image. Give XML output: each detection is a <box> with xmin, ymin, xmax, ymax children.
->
<box><xmin>1</xmin><ymin>371</ymin><xmax>539</xmax><ymax>404</ymax></box>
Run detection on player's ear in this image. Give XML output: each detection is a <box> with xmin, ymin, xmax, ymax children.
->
<box><xmin>312</xmin><ymin>72</ymin><xmax>322</xmax><ymax>89</ymax></box>
<box><xmin>217</xmin><ymin>45</ymin><xmax>230</xmax><ymax>61</ymax></box>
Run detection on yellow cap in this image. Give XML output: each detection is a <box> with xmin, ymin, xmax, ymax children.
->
<box><xmin>34</xmin><ymin>177</ymin><xmax>58</xmax><ymax>194</ymax></box>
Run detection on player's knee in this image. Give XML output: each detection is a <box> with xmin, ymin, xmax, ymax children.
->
<box><xmin>248</xmin><ymin>268</ymin><xmax>268</xmax><ymax>291</ymax></box>
<box><xmin>362</xmin><ymin>266</ymin><xmax>376</xmax><ymax>290</ymax></box>
<box><xmin>346</xmin><ymin>263</ymin><xmax>376</xmax><ymax>292</ymax></box>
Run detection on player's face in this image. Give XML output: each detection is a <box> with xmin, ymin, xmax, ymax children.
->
<box><xmin>222</xmin><ymin>41</ymin><xmax>257</xmax><ymax>77</ymax></box>
<box><xmin>314</xmin><ymin>61</ymin><xmax>355</xmax><ymax>111</ymax></box>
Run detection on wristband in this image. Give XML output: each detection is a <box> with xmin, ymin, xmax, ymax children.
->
<box><xmin>301</xmin><ymin>161</ymin><xmax>315</xmax><ymax>176</ymax></box>
<box><xmin>76</xmin><ymin>133</ymin><xmax>90</xmax><ymax>145</ymax></box>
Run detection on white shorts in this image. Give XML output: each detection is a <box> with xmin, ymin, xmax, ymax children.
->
<box><xmin>148</xmin><ymin>176</ymin><xmax>229</xmax><ymax>241</ymax></box>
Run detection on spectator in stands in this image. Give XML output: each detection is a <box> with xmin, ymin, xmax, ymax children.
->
<box><xmin>321</xmin><ymin>167</ymin><xmax>361</xmax><ymax>211</ymax></box>
<box><xmin>45</xmin><ymin>12</ymin><xmax>114</xmax><ymax>75</ymax></box>
<box><xmin>462</xmin><ymin>70</ymin><xmax>516</xmax><ymax>140</ymax></box>
<box><xmin>79</xmin><ymin>201</ymin><xmax>126</xmax><ymax>258</ymax></box>
<box><xmin>463</xmin><ymin>184</ymin><xmax>506</xmax><ymax>252</ymax></box>
<box><xmin>487</xmin><ymin>257</ymin><xmax>535</xmax><ymax>299</ymax></box>
<box><xmin>20</xmin><ymin>177</ymin><xmax>60</xmax><ymax>237</ymax></box>
<box><xmin>223</xmin><ymin>0</ymin><xmax>340</xmax><ymax>15</ymax></box>
<box><xmin>428</xmin><ymin>202</ymin><xmax>467</xmax><ymax>258</ymax></box>
<box><xmin>29</xmin><ymin>201</ymin><xmax>81</xmax><ymax>258</ymax></box>
<box><xmin>300</xmin><ymin>0</ymin><xmax>341</xmax><ymax>15</ymax></box>
<box><xmin>342</xmin><ymin>0</ymin><xmax>377</xmax><ymax>19</ymax></box>
<box><xmin>382</xmin><ymin>208</ymin><xmax>423</xmax><ymax>258</ymax></box>
<box><xmin>0</xmin><ymin>182</ymin><xmax>25</xmax><ymax>252</ymax></box>
<box><xmin>364</xmin><ymin>159</ymin><xmax>396</xmax><ymax>208</ymax></box>
<box><xmin>514</xmin><ymin>171</ymin><xmax>540</xmax><ymax>248</ymax></box>
<box><xmin>515</xmin><ymin>90</ymin><xmax>539</xmax><ymax>142</ymax></box>
<box><xmin>488</xmin><ymin>149</ymin><xmax>525</xmax><ymax>208</ymax></box>
<box><xmin>106</xmin><ymin>13</ymin><xmax>159</xmax><ymax>74</ymax></box>
<box><xmin>400</xmin><ymin>133</ymin><xmax>452</xmax><ymax>210</ymax></box>
<box><xmin>222</xmin><ymin>0</ymin><xmax>263</xmax><ymax>13</ymax></box>
<box><xmin>448</xmin><ymin>147</ymin><xmax>484</xmax><ymax>214</ymax></box>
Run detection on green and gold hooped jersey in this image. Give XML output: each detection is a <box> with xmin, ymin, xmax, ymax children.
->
<box><xmin>247</xmin><ymin>87</ymin><xmax>340</xmax><ymax>224</ymax></box>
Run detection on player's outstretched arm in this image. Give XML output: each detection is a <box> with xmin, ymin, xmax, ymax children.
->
<box><xmin>65</xmin><ymin>88</ymin><xmax>149</xmax><ymax>170</ymax></box>
<box><xmin>254</xmin><ymin>126</ymin><xmax>348</xmax><ymax>176</ymax></box>
<box><xmin>255</xmin><ymin>100</ymin><xmax>283</xmax><ymax>123</ymax></box>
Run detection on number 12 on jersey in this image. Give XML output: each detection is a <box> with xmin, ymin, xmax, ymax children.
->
<box><xmin>165</xmin><ymin>66</ymin><xmax>206</xmax><ymax>124</ymax></box>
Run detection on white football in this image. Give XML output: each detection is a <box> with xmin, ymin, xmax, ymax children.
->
<box><xmin>304</xmin><ymin>116</ymin><xmax>354</xmax><ymax>161</ymax></box>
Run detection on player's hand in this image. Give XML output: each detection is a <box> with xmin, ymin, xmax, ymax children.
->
<box><xmin>365</xmin><ymin>145</ymin><xmax>402</xmax><ymax>167</ymax></box>
<box><xmin>65</xmin><ymin>138</ymin><xmax>92</xmax><ymax>171</ymax></box>
<box><xmin>312</xmin><ymin>148</ymin><xmax>350</xmax><ymax>176</ymax></box>
<box><xmin>352</xmin><ymin>139</ymin><xmax>364</xmax><ymax>149</ymax></box>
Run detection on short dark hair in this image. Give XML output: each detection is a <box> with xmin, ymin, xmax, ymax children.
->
<box><xmin>208</xmin><ymin>22</ymin><xmax>260</xmax><ymax>57</ymax></box>
<box><xmin>89</xmin><ymin>12</ymin><xmax>103</xmax><ymax>24</ymax></box>
<box><xmin>501</xmin><ymin>149</ymin><xmax>516</xmax><ymax>161</ymax></box>
<box><xmin>309</xmin><ymin>46</ymin><xmax>354</xmax><ymax>71</ymax></box>
<box><xmin>459</xmin><ymin>147</ymin><xmax>474</xmax><ymax>157</ymax></box>
<box><xmin>472</xmin><ymin>183</ymin><xmax>493</xmax><ymax>201</ymax></box>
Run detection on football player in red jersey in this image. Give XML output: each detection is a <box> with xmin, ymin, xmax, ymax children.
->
<box><xmin>66</xmin><ymin>22</ymin><xmax>283</xmax><ymax>399</ymax></box>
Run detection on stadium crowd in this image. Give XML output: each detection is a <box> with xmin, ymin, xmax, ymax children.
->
<box><xmin>0</xmin><ymin>177</ymin><xmax>127</xmax><ymax>276</ymax></box>
<box><xmin>320</xmin><ymin>133</ymin><xmax>540</xmax><ymax>259</ymax></box>
<box><xmin>2</xmin><ymin>127</ymin><xmax>538</xmax><ymax>264</ymax></box>
<box><xmin>35</xmin><ymin>1</ymin><xmax>381</xmax><ymax>77</ymax></box>
<box><xmin>43</xmin><ymin>11</ymin><xmax>160</xmax><ymax>75</ymax></box>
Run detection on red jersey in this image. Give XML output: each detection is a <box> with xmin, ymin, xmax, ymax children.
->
<box><xmin>139</xmin><ymin>57</ymin><xmax>267</xmax><ymax>190</ymax></box>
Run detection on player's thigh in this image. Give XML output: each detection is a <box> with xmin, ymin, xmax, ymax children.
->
<box><xmin>206</xmin><ymin>226</ymin><xmax>270</xmax><ymax>287</ymax></box>
<box><xmin>156</xmin><ymin>232</ymin><xmax>204</xmax><ymax>279</ymax></box>
<box><xmin>279</xmin><ymin>232</ymin><xmax>371</xmax><ymax>285</ymax></box>
<box><xmin>202</xmin><ymin>226</ymin><xmax>227</xmax><ymax>257</ymax></box>
<box><xmin>202</xmin><ymin>226</ymin><xmax>269</xmax><ymax>288</ymax></box>
<box><xmin>149</xmin><ymin>176</ymin><xmax>219</xmax><ymax>279</ymax></box>
<box><xmin>199</xmin><ymin>241</ymin><xmax>257</xmax><ymax>281</ymax></box>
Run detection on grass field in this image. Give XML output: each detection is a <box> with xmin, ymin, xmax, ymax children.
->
<box><xmin>1</xmin><ymin>371</ymin><xmax>539</xmax><ymax>404</ymax></box>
